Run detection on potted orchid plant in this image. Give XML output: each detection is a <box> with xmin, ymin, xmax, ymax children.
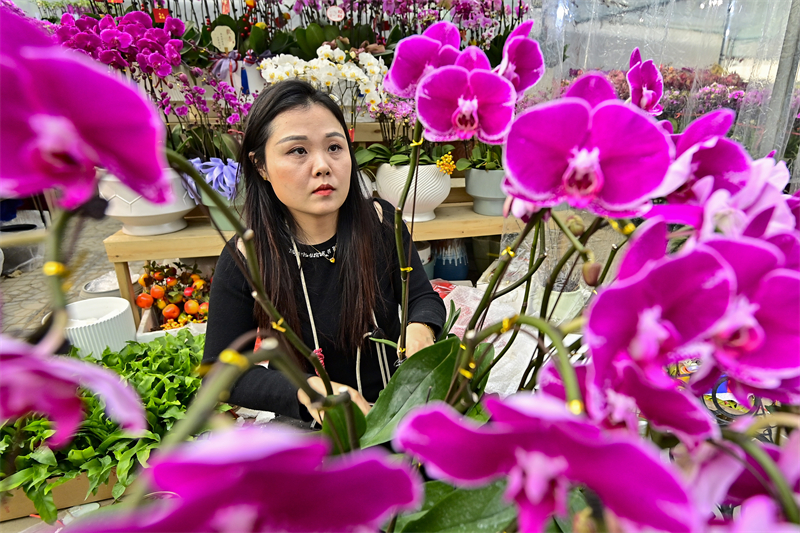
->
<box><xmin>3</xmin><ymin>6</ymin><xmax>800</xmax><ymax>533</ymax></box>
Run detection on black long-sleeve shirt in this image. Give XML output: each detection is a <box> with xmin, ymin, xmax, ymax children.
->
<box><xmin>202</xmin><ymin>199</ymin><xmax>446</xmax><ymax>419</ymax></box>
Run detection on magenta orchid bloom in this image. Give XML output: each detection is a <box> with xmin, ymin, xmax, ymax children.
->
<box><xmin>586</xmin><ymin>218</ymin><xmax>734</xmax><ymax>389</ymax></box>
<box><xmin>503</xmin><ymin>88</ymin><xmax>673</xmax><ymax>217</ymax></box>
<box><xmin>722</xmin><ymin>431</ymin><xmax>800</xmax><ymax>506</ymax></box>
<box><xmin>686</xmin><ymin>237</ymin><xmax>800</xmax><ymax>405</ymax></box>
<box><xmin>0</xmin><ymin>9</ymin><xmax>172</xmax><ymax>209</ymax></box>
<box><xmin>626</xmin><ymin>47</ymin><xmax>664</xmax><ymax>115</ymax></box>
<box><xmin>654</xmin><ymin>109</ymin><xmax>751</xmax><ymax>203</ymax></box>
<box><xmin>0</xmin><ymin>336</ymin><xmax>145</xmax><ymax>448</ymax></box>
<box><xmin>383</xmin><ymin>21</ymin><xmax>460</xmax><ymax>98</ymax></box>
<box><xmin>712</xmin><ymin>496</ymin><xmax>800</xmax><ymax>533</ymax></box>
<box><xmin>416</xmin><ymin>63</ymin><xmax>516</xmax><ymax>143</ymax></box>
<box><xmin>563</xmin><ymin>71</ymin><xmax>617</xmax><ymax>108</ymax></box>
<box><xmin>394</xmin><ymin>397</ymin><xmax>697</xmax><ymax>533</ymax></box>
<box><xmin>494</xmin><ymin>20</ymin><xmax>545</xmax><ymax>99</ymax></box>
<box><xmin>68</xmin><ymin>426</ymin><xmax>421</xmax><ymax>533</ymax></box>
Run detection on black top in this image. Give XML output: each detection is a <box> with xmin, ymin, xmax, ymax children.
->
<box><xmin>202</xmin><ymin>199</ymin><xmax>447</xmax><ymax>419</ymax></box>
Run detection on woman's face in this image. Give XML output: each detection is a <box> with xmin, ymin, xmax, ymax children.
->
<box><xmin>261</xmin><ymin>103</ymin><xmax>352</xmax><ymax>231</ymax></box>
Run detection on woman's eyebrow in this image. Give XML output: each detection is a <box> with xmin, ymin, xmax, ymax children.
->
<box><xmin>276</xmin><ymin>131</ymin><xmax>346</xmax><ymax>144</ymax></box>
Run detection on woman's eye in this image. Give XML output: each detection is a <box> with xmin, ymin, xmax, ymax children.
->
<box><xmin>329</xmin><ymin>144</ymin><xmax>343</xmax><ymax>152</ymax></box>
<box><xmin>289</xmin><ymin>147</ymin><xmax>307</xmax><ymax>155</ymax></box>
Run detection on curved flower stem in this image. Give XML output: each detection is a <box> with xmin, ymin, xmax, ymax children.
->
<box><xmin>550</xmin><ymin>212</ymin><xmax>588</xmax><ymax>259</ymax></box>
<box><xmin>596</xmin><ymin>239</ymin><xmax>626</xmax><ymax>287</ymax></box>
<box><xmin>744</xmin><ymin>413</ymin><xmax>800</xmax><ymax>437</ymax></box>
<box><xmin>722</xmin><ymin>429</ymin><xmax>800</xmax><ymax>524</ymax></box>
<box><xmin>471</xmin><ymin>314</ymin><xmax>583</xmax><ymax>410</ymax></box>
<box><xmin>472</xmin><ymin>241</ymin><xmax>542</xmax><ymax>389</ymax></box>
<box><xmin>167</xmin><ymin>149</ymin><xmax>333</xmax><ymax>394</ymax></box>
<box><xmin>394</xmin><ymin>120</ymin><xmax>424</xmax><ymax>360</ymax></box>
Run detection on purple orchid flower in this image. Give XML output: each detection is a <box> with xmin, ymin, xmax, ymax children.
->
<box><xmin>164</xmin><ymin>16</ymin><xmax>185</xmax><ymax>39</ymax></box>
<box><xmin>563</xmin><ymin>71</ymin><xmax>617</xmax><ymax>108</ymax></box>
<box><xmin>394</xmin><ymin>397</ymin><xmax>698</xmax><ymax>533</ymax></box>
<box><xmin>98</xmin><ymin>49</ymin><xmax>129</xmax><ymax>69</ymax></box>
<box><xmin>494</xmin><ymin>20</ymin><xmax>544</xmax><ymax>99</ymax></box>
<box><xmin>586</xmin><ymin>219</ymin><xmax>734</xmax><ymax>389</ymax></box>
<box><xmin>653</xmin><ymin>109</ymin><xmax>751</xmax><ymax>203</ymax></box>
<box><xmin>503</xmin><ymin>95</ymin><xmax>673</xmax><ymax>217</ymax></box>
<box><xmin>626</xmin><ymin>47</ymin><xmax>663</xmax><ymax>115</ymax></box>
<box><xmin>383</xmin><ymin>21</ymin><xmax>460</xmax><ymax>98</ymax></box>
<box><xmin>120</xmin><ymin>10</ymin><xmax>152</xmax><ymax>29</ymax></box>
<box><xmin>68</xmin><ymin>426</ymin><xmax>421</xmax><ymax>532</ymax></box>
<box><xmin>0</xmin><ymin>9</ymin><xmax>172</xmax><ymax>209</ymax></box>
<box><xmin>415</xmin><ymin>64</ymin><xmax>516</xmax><ymax>143</ymax></box>
<box><xmin>100</xmin><ymin>28</ymin><xmax>133</xmax><ymax>52</ymax></box>
<box><xmin>686</xmin><ymin>237</ymin><xmax>800</xmax><ymax>405</ymax></box>
<box><xmin>0</xmin><ymin>336</ymin><xmax>146</xmax><ymax>448</ymax></box>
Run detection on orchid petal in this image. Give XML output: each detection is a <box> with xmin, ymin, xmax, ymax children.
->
<box><xmin>564</xmin><ymin>72</ymin><xmax>616</xmax><ymax>109</ymax></box>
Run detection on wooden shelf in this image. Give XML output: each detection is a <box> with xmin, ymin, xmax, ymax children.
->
<box><xmin>407</xmin><ymin>204</ymin><xmax>512</xmax><ymax>241</ymax></box>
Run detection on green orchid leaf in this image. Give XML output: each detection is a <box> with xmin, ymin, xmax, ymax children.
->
<box><xmin>456</xmin><ymin>158</ymin><xmax>471</xmax><ymax>172</ymax></box>
<box><xmin>321</xmin><ymin>398</ymin><xmax>367</xmax><ymax>455</ymax></box>
<box><xmin>361</xmin><ymin>337</ymin><xmax>459</xmax><ymax>448</ymax></box>
<box><xmin>389</xmin><ymin>154</ymin><xmax>410</xmax><ymax>166</ymax></box>
<box><xmin>249</xmin><ymin>25</ymin><xmax>267</xmax><ymax>55</ymax></box>
<box><xmin>305</xmin><ymin>23</ymin><xmax>326</xmax><ymax>52</ymax></box>
<box><xmin>322</xmin><ymin>24</ymin><xmax>340</xmax><ymax>42</ymax></box>
<box><xmin>393</xmin><ymin>481</ymin><xmax>457</xmax><ymax>532</ymax></box>
<box><xmin>398</xmin><ymin>480</ymin><xmax>515</xmax><ymax>533</ymax></box>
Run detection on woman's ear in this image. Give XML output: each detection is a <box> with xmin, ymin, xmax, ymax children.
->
<box><xmin>249</xmin><ymin>151</ymin><xmax>269</xmax><ymax>181</ymax></box>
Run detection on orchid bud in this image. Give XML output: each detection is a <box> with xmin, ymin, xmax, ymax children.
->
<box><xmin>566</xmin><ymin>215</ymin><xmax>585</xmax><ymax>236</ymax></box>
<box><xmin>582</xmin><ymin>261</ymin><xmax>602</xmax><ymax>287</ymax></box>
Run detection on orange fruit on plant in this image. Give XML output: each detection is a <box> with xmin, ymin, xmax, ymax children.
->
<box><xmin>153</xmin><ymin>271</ymin><xmax>164</xmax><ymax>281</ymax></box>
<box><xmin>156</xmin><ymin>298</ymin><xmax>167</xmax><ymax>310</ymax></box>
<box><xmin>136</xmin><ymin>293</ymin><xmax>154</xmax><ymax>309</ymax></box>
<box><xmin>190</xmin><ymin>274</ymin><xmax>201</xmax><ymax>281</ymax></box>
<box><xmin>166</xmin><ymin>276</ymin><xmax>178</xmax><ymax>287</ymax></box>
<box><xmin>162</xmin><ymin>304</ymin><xmax>180</xmax><ymax>320</ymax></box>
<box><xmin>184</xmin><ymin>299</ymin><xmax>199</xmax><ymax>315</ymax></box>
<box><xmin>150</xmin><ymin>285</ymin><xmax>166</xmax><ymax>299</ymax></box>
<box><xmin>138</xmin><ymin>274</ymin><xmax>151</xmax><ymax>288</ymax></box>
<box><xmin>199</xmin><ymin>302</ymin><xmax>209</xmax><ymax>315</ymax></box>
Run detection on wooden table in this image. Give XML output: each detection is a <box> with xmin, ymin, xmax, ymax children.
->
<box><xmin>104</xmin><ymin>204</ymin><xmax>512</xmax><ymax>325</ymax></box>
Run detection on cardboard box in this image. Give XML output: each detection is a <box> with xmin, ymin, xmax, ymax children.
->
<box><xmin>0</xmin><ymin>471</ymin><xmax>117</xmax><ymax>522</ymax></box>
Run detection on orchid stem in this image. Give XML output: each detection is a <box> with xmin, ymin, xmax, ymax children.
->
<box><xmin>167</xmin><ymin>149</ymin><xmax>333</xmax><ymax>394</ymax></box>
<box><xmin>551</xmin><ymin>211</ymin><xmax>588</xmax><ymax>259</ymax></box>
<box><xmin>394</xmin><ymin>120</ymin><xmax>424</xmax><ymax>360</ymax></box>
<box><xmin>722</xmin><ymin>429</ymin><xmax>800</xmax><ymax>524</ymax></box>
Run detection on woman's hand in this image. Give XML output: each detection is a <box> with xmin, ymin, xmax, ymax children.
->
<box><xmin>297</xmin><ymin>376</ymin><xmax>372</xmax><ymax>425</ymax></box>
<box><xmin>404</xmin><ymin>322</ymin><xmax>436</xmax><ymax>357</ymax></box>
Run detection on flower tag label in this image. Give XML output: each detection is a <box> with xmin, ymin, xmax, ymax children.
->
<box><xmin>153</xmin><ymin>8</ymin><xmax>169</xmax><ymax>23</ymax></box>
<box><xmin>221</xmin><ymin>0</ymin><xmax>231</xmax><ymax>15</ymax></box>
<box><xmin>211</xmin><ymin>26</ymin><xmax>236</xmax><ymax>53</ymax></box>
<box><xmin>326</xmin><ymin>6</ymin><xmax>344</xmax><ymax>21</ymax></box>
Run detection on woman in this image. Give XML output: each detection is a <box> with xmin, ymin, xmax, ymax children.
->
<box><xmin>202</xmin><ymin>80</ymin><xmax>446</xmax><ymax>422</ymax></box>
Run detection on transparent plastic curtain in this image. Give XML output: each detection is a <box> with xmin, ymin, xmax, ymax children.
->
<box><xmin>529</xmin><ymin>0</ymin><xmax>800</xmax><ymax>170</ymax></box>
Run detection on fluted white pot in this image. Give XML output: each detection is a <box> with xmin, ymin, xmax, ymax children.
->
<box><xmin>99</xmin><ymin>169</ymin><xmax>197</xmax><ymax>236</ymax></box>
<box><xmin>465</xmin><ymin>169</ymin><xmax>507</xmax><ymax>216</ymax></box>
<box><xmin>375</xmin><ymin>164</ymin><xmax>451</xmax><ymax>222</ymax></box>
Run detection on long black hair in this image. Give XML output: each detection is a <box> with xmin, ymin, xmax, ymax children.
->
<box><xmin>239</xmin><ymin>79</ymin><xmax>381</xmax><ymax>367</ymax></box>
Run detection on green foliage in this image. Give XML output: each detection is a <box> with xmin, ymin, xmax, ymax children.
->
<box><xmin>456</xmin><ymin>142</ymin><xmax>504</xmax><ymax>171</ymax></box>
<box><xmin>397</xmin><ymin>480</ymin><xmax>515</xmax><ymax>533</ymax></box>
<box><xmin>0</xmin><ymin>331</ymin><xmax>223</xmax><ymax>524</ymax></box>
<box><xmin>321</xmin><ymin>400</ymin><xmax>367</xmax><ymax>456</ymax></box>
<box><xmin>360</xmin><ymin>338</ymin><xmax>460</xmax><ymax>448</ymax></box>
<box><xmin>360</xmin><ymin>142</ymin><xmax>455</xmax><ymax>170</ymax></box>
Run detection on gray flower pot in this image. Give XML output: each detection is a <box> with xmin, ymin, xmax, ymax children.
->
<box><xmin>464</xmin><ymin>169</ymin><xmax>507</xmax><ymax>216</ymax></box>
<box><xmin>199</xmin><ymin>188</ymin><xmax>245</xmax><ymax>231</ymax></box>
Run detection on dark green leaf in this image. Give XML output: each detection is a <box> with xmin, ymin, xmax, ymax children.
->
<box><xmin>0</xmin><ymin>468</ymin><xmax>34</xmax><ymax>491</ymax></box>
<box><xmin>30</xmin><ymin>445</ymin><xmax>57</xmax><ymax>466</ymax></box>
<box><xmin>321</xmin><ymin>399</ymin><xmax>367</xmax><ymax>455</ymax></box>
<box><xmin>25</xmin><ymin>484</ymin><xmax>57</xmax><ymax>524</ymax></box>
<box><xmin>249</xmin><ymin>25</ymin><xmax>267</xmax><ymax>55</ymax></box>
<box><xmin>552</xmin><ymin>488</ymin><xmax>588</xmax><ymax>533</ymax></box>
<box><xmin>355</xmin><ymin>147</ymin><xmax>376</xmax><ymax>167</ymax></box>
<box><xmin>394</xmin><ymin>481</ymin><xmax>456</xmax><ymax>531</ymax></box>
<box><xmin>455</xmin><ymin>158</ymin><xmax>471</xmax><ymax>172</ymax></box>
<box><xmin>399</xmin><ymin>480</ymin><xmax>515</xmax><ymax>533</ymax></box>
<box><xmin>305</xmin><ymin>23</ymin><xmax>326</xmax><ymax>52</ymax></box>
<box><xmin>471</xmin><ymin>145</ymin><xmax>482</xmax><ymax>160</ymax></box>
<box><xmin>322</xmin><ymin>24</ymin><xmax>340</xmax><ymax>42</ymax></box>
<box><xmin>294</xmin><ymin>28</ymin><xmax>314</xmax><ymax>59</ymax></box>
<box><xmin>439</xmin><ymin>301</ymin><xmax>461</xmax><ymax>341</ymax></box>
<box><xmin>361</xmin><ymin>338</ymin><xmax>459</xmax><ymax>448</ymax></box>
<box><xmin>389</xmin><ymin>154</ymin><xmax>410</xmax><ymax>166</ymax></box>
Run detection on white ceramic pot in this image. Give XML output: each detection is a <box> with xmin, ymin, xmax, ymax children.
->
<box><xmin>63</xmin><ymin>297</ymin><xmax>137</xmax><ymax>358</ymax></box>
<box><xmin>375</xmin><ymin>164</ymin><xmax>451</xmax><ymax>222</ymax></box>
<box><xmin>99</xmin><ymin>169</ymin><xmax>197</xmax><ymax>236</ymax></box>
<box><xmin>465</xmin><ymin>169</ymin><xmax>507</xmax><ymax>216</ymax></box>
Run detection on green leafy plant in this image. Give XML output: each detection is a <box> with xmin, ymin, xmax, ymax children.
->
<box><xmin>0</xmin><ymin>332</ymin><xmax>228</xmax><ymax>521</ymax></box>
<box><xmin>456</xmin><ymin>142</ymin><xmax>504</xmax><ymax>172</ymax></box>
<box><xmin>357</xmin><ymin>142</ymin><xmax>455</xmax><ymax>170</ymax></box>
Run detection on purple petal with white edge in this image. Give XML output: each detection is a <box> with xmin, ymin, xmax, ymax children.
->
<box><xmin>422</xmin><ymin>20</ymin><xmax>460</xmax><ymax>48</ymax></box>
<box><xmin>504</xmin><ymin>98</ymin><xmax>591</xmax><ymax>203</ymax></box>
<box><xmin>497</xmin><ymin>37</ymin><xmax>544</xmax><ymax>96</ymax></box>
<box><xmin>71</xmin><ymin>426</ymin><xmax>421</xmax><ymax>533</ymax></box>
<box><xmin>382</xmin><ymin>35</ymin><xmax>442</xmax><ymax>98</ymax></box>
<box><xmin>470</xmin><ymin>69</ymin><xmax>516</xmax><ymax>143</ymax></box>
<box><xmin>766</xmin><ymin>232</ymin><xmax>800</xmax><ymax>270</ymax></box>
<box><xmin>691</xmin><ymin>138</ymin><xmax>751</xmax><ymax>193</ymax></box>
<box><xmin>676</xmin><ymin>108</ymin><xmax>735</xmax><ymax>157</ymax></box>
<box><xmin>629</xmin><ymin>47</ymin><xmax>642</xmax><ymax>68</ymax></box>
<box><xmin>616</xmin><ymin>218</ymin><xmax>668</xmax><ymax>281</ymax></box>
<box><xmin>455</xmin><ymin>45</ymin><xmax>491</xmax><ymax>71</ymax></box>
<box><xmin>564</xmin><ymin>72</ymin><xmax>617</xmax><ymax>109</ymax></box>
<box><xmin>415</xmin><ymin>66</ymin><xmax>466</xmax><ymax>140</ymax></box>
<box><xmin>586</xmin><ymin>247</ymin><xmax>733</xmax><ymax>387</ymax></box>
<box><xmin>627</xmin><ymin>60</ymin><xmax>663</xmax><ymax>114</ymax></box>
<box><xmin>615</xmin><ymin>360</ymin><xmax>720</xmax><ymax>446</ymax></box>
<box><xmin>705</xmin><ymin>237</ymin><xmax>783</xmax><ymax>297</ymax></box>
<box><xmin>588</xmin><ymin>101</ymin><xmax>673</xmax><ymax>212</ymax></box>
<box><xmin>658</xmin><ymin>119</ymin><xmax>674</xmax><ymax>134</ymax></box>
<box><xmin>508</xmin><ymin>453</ymin><xmax>567</xmax><ymax>533</ymax></box>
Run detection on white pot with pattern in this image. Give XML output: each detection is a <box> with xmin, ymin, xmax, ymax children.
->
<box><xmin>375</xmin><ymin>164</ymin><xmax>451</xmax><ymax>222</ymax></box>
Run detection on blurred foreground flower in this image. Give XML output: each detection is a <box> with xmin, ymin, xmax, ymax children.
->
<box><xmin>395</xmin><ymin>397</ymin><xmax>697</xmax><ymax>533</ymax></box>
<box><xmin>0</xmin><ymin>8</ymin><xmax>171</xmax><ymax>209</ymax></box>
<box><xmin>0</xmin><ymin>335</ymin><xmax>146</xmax><ymax>448</ymax></box>
<box><xmin>68</xmin><ymin>426</ymin><xmax>421</xmax><ymax>532</ymax></box>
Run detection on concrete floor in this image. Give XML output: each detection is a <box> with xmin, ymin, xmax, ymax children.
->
<box><xmin>1</xmin><ymin>215</ymin><xmax>145</xmax><ymax>339</ymax></box>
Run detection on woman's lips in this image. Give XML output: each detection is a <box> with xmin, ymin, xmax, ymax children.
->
<box><xmin>313</xmin><ymin>184</ymin><xmax>335</xmax><ymax>196</ymax></box>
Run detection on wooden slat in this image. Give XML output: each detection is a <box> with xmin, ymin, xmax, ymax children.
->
<box><xmin>407</xmin><ymin>204</ymin><xmax>511</xmax><ymax>241</ymax></box>
<box><xmin>104</xmin><ymin>220</ymin><xmax>235</xmax><ymax>263</ymax></box>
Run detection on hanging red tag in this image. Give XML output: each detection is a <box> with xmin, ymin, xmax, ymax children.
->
<box><xmin>221</xmin><ymin>0</ymin><xmax>231</xmax><ymax>15</ymax></box>
<box><xmin>153</xmin><ymin>8</ymin><xmax>169</xmax><ymax>22</ymax></box>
